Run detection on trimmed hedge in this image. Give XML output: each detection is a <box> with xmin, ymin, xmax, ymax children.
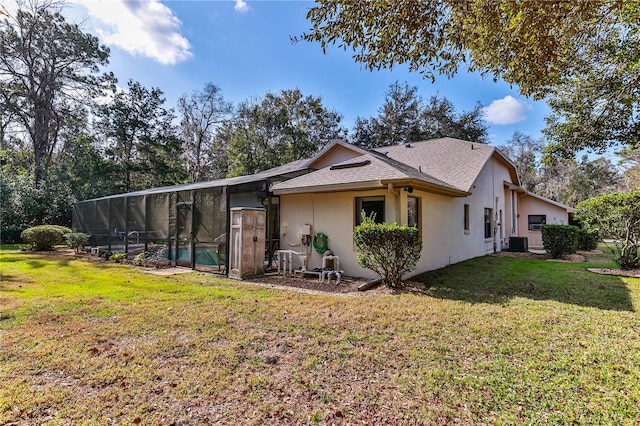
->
<box><xmin>541</xmin><ymin>224</ymin><xmax>579</xmax><ymax>258</ymax></box>
<box><xmin>578</xmin><ymin>228</ymin><xmax>599</xmax><ymax>251</ymax></box>
<box><xmin>21</xmin><ymin>225</ymin><xmax>72</xmax><ymax>251</ymax></box>
<box><xmin>353</xmin><ymin>215</ymin><xmax>422</xmax><ymax>288</ymax></box>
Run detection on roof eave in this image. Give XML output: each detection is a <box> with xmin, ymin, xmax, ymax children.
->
<box><xmin>273</xmin><ymin>180</ymin><xmax>386</xmax><ymax>195</ymax></box>
<box><xmin>382</xmin><ymin>179</ymin><xmax>470</xmax><ymax>197</ymax></box>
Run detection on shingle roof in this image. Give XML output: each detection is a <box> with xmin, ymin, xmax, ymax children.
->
<box><xmin>373</xmin><ymin>137</ymin><xmax>496</xmax><ymax>192</ymax></box>
<box><xmin>272</xmin><ymin>152</ymin><xmax>466</xmax><ymax>196</ymax></box>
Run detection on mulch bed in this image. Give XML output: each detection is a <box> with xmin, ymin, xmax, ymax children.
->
<box><xmin>586</xmin><ymin>268</ymin><xmax>640</xmax><ymax>278</ymax></box>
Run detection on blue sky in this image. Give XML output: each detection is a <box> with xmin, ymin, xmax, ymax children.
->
<box><xmin>9</xmin><ymin>0</ymin><xmax>550</xmax><ymax>146</ymax></box>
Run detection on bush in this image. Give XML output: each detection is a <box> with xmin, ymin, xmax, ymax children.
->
<box><xmin>133</xmin><ymin>248</ymin><xmax>169</xmax><ymax>268</ymax></box>
<box><xmin>133</xmin><ymin>251</ymin><xmax>148</xmax><ymax>266</ymax></box>
<box><xmin>65</xmin><ymin>232</ymin><xmax>91</xmax><ymax>253</ymax></box>
<box><xmin>20</xmin><ymin>225</ymin><xmax>72</xmax><ymax>251</ymax></box>
<box><xmin>109</xmin><ymin>252</ymin><xmax>126</xmax><ymax>263</ymax></box>
<box><xmin>353</xmin><ymin>214</ymin><xmax>422</xmax><ymax>288</ymax></box>
<box><xmin>1</xmin><ymin>227</ymin><xmax>25</xmax><ymax>244</ymax></box>
<box><xmin>541</xmin><ymin>224</ymin><xmax>579</xmax><ymax>258</ymax></box>
<box><xmin>575</xmin><ymin>192</ymin><xmax>640</xmax><ymax>269</ymax></box>
<box><xmin>577</xmin><ymin>228</ymin><xmax>599</xmax><ymax>251</ymax></box>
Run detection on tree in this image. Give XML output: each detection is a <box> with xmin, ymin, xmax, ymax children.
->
<box><xmin>350</xmin><ymin>82</ymin><xmax>488</xmax><ymax>148</ymax></box>
<box><xmin>99</xmin><ymin>80</ymin><xmax>187</xmax><ymax>193</ymax></box>
<box><xmin>370</xmin><ymin>81</ymin><xmax>423</xmax><ymax>147</ymax></box>
<box><xmin>225</xmin><ymin>88</ymin><xmax>345</xmax><ymax>177</ymax></box>
<box><xmin>499</xmin><ymin>132</ymin><xmax>545</xmax><ymax>192</ymax></box>
<box><xmin>542</xmin><ymin>7</ymin><xmax>640</xmax><ymax>160</ymax></box>
<box><xmin>618</xmin><ymin>147</ymin><xmax>640</xmax><ymax>191</ymax></box>
<box><xmin>421</xmin><ymin>95</ymin><xmax>487</xmax><ymax>143</ymax></box>
<box><xmin>0</xmin><ymin>0</ymin><xmax>112</xmax><ymax>188</ymax></box>
<box><xmin>300</xmin><ymin>1</ymin><xmax>639</xmax><ymax>159</ymax></box>
<box><xmin>178</xmin><ymin>82</ymin><xmax>232</xmax><ymax>182</ymax></box>
<box><xmin>576</xmin><ymin>192</ymin><xmax>640</xmax><ymax>269</ymax></box>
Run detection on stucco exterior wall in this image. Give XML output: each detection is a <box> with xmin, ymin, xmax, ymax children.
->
<box><xmin>278</xmin><ymin>156</ymin><xmax>519</xmax><ymax>278</ymax></box>
<box><xmin>278</xmin><ymin>189</ymin><xmax>399</xmax><ymax>279</ymax></box>
<box><xmin>517</xmin><ymin>195</ymin><xmax>570</xmax><ymax>248</ymax></box>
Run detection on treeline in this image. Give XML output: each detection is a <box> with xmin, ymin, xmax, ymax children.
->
<box><xmin>0</xmin><ymin>1</ymin><xmax>634</xmax><ymax>231</ymax></box>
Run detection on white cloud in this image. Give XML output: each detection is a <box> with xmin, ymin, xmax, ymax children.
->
<box><xmin>74</xmin><ymin>0</ymin><xmax>192</xmax><ymax>65</ymax></box>
<box><xmin>234</xmin><ymin>0</ymin><xmax>251</xmax><ymax>13</ymax></box>
<box><xmin>483</xmin><ymin>95</ymin><xmax>530</xmax><ymax>125</ymax></box>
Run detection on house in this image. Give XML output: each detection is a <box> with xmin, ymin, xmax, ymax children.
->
<box><xmin>272</xmin><ymin>138</ymin><xmax>573</xmax><ymax>279</ymax></box>
<box><xmin>72</xmin><ymin>137</ymin><xmax>572</xmax><ymax>279</ymax></box>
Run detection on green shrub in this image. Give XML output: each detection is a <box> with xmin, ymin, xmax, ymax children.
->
<box><xmin>133</xmin><ymin>251</ymin><xmax>148</xmax><ymax>266</ymax></box>
<box><xmin>20</xmin><ymin>225</ymin><xmax>72</xmax><ymax>251</ymax></box>
<box><xmin>541</xmin><ymin>224</ymin><xmax>579</xmax><ymax>258</ymax></box>
<box><xmin>109</xmin><ymin>252</ymin><xmax>126</xmax><ymax>263</ymax></box>
<box><xmin>133</xmin><ymin>248</ymin><xmax>169</xmax><ymax>268</ymax></box>
<box><xmin>65</xmin><ymin>232</ymin><xmax>91</xmax><ymax>253</ymax></box>
<box><xmin>575</xmin><ymin>191</ymin><xmax>640</xmax><ymax>269</ymax></box>
<box><xmin>353</xmin><ymin>213</ymin><xmax>422</xmax><ymax>288</ymax></box>
<box><xmin>1</xmin><ymin>227</ymin><xmax>25</xmax><ymax>244</ymax></box>
<box><xmin>577</xmin><ymin>228</ymin><xmax>599</xmax><ymax>251</ymax></box>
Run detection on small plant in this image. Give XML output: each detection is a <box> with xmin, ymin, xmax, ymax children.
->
<box><xmin>109</xmin><ymin>252</ymin><xmax>126</xmax><ymax>263</ymax></box>
<box><xmin>541</xmin><ymin>224</ymin><xmax>579</xmax><ymax>258</ymax></box>
<box><xmin>353</xmin><ymin>212</ymin><xmax>421</xmax><ymax>289</ymax></box>
<box><xmin>131</xmin><ymin>248</ymin><xmax>169</xmax><ymax>268</ymax></box>
<box><xmin>20</xmin><ymin>225</ymin><xmax>72</xmax><ymax>251</ymax></box>
<box><xmin>65</xmin><ymin>232</ymin><xmax>91</xmax><ymax>254</ymax></box>
<box><xmin>146</xmin><ymin>247</ymin><xmax>169</xmax><ymax>269</ymax></box>
<box><xmin>133</xmin><ymin>251</ymin><xmax>149</xmax><ymax>266</ymax></box>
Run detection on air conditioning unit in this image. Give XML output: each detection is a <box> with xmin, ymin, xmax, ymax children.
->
<box><xmin>509</xmin><ymin>237</ymin><xmax>528</xmax><ymax>252</ymax></box>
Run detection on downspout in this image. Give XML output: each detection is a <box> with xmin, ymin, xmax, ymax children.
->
<box><xmin>387</xmin><ymin>183</ymin><xmax>401</xmax><ymax>224</ymax></box>
<box><xmin>266</xmin><ymin>178</ymin><xmax>273</xmax><ymax>269</ymax></box>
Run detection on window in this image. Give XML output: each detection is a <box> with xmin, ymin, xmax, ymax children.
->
<box><xmin>463</xmin><ymin>204</ymin><xmax>470</xmax><ymax>231</ymax></box>
<box><xmin>356</xmin><ymin>196</ymin><xmax>385</xmax><ymax>225</ymax></box>
<box><xmin>528</xmin><ymin>215</ymin><xmax>546</xmax><ymax>231</ymax></box>
<box><xmin>484</xmin><ymin>208</ymin><xmax>492</xmax><ymax>239</ymax></box>
<box><xmin>408</xmin><ymin>196</ymin><xmax>419</xmax><ymax>228</ymax></box>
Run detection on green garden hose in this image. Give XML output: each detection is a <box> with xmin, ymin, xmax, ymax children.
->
<box><xmin>312</xmin><ymin>232</ymin><xmax>328</xmax><ymax>253</ymax></box>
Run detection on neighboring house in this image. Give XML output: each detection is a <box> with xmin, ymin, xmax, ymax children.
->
<box><xmin>72</xmin><ymin>137</ymin><xmax>572</xmax><ymax>279</ymax></box>
<box><xmin>272</xmin><ymin>138</ymin><xmax>573</xmax><ymax>279</ymax></box>
<box><xmin>517</xmin><ymin>190</ymin><xmax>574</xmax><ymax>248</ymax></box>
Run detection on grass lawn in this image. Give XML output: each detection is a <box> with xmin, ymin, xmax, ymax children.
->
<box><xmin>2</xmin><ymin>248</ymin><xmax>640</xmax><ymax>424</ymax></box>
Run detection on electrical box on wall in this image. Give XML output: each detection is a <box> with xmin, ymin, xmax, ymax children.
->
<box><xmin>281</xmin><ymin>223</ymin><xmax>287</xmax><ymax>235</ymax></box>
<box><xmin>301</xmin><ymin>224</ymin><xmax>312</xmax><ymax>236</ymax></box>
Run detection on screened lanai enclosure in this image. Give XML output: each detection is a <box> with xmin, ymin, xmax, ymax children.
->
<box><xmin>72</xmin><ymin>162</ymin><xmax>308</xmax><ymax>274</ymax></box>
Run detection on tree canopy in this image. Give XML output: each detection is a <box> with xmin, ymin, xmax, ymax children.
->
<box><xmin>300</xmin><ymin>0</ymin><xmax>640</xmax><ymax>159</ymax></box>
<box><xmin>351</xmin><ymin>82</ymin><xmax>488</xmax><ymax>148</ymax></box>
<box><xmin>178</xmin><ymin>83</ymin><xmax>232</xmax><ymax>182</ymax></box>
<box><xmin>225</xmin><ymin>89</ymin><xmax>345</xmax><ymax>177</ymax></box>
<box><xmin>0</xmin><ymin>0</ymin><xmax>112</xmax><ymax>187</ymax></box>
